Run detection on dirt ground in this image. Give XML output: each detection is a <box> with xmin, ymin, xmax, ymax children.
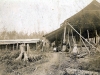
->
<box><xmin>0</xmin><ymin>49</ymin><xmax>100</xmax><ymax>75</ymax></box>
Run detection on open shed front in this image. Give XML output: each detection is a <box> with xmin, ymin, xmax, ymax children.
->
<box><xmin>44</xmin><ymin>0</ymin><xmax>100</xmax><ymax>52</ymax></box>
<box><xmin>0</xmin><ymin>39</ymin><xmax>41</xmax><ymax>51</ymax></box>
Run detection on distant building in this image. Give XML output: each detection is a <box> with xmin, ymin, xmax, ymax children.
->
<box><xmin>0</xmin><ymin>39</ymin><xmax>41</xmax><ymax>50</ymax></box>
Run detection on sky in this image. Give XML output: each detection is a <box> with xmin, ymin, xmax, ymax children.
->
<box><xmin>0</xmin><ymin>0</ymin><xmax>100</xmax><ymax>34</ymax></box>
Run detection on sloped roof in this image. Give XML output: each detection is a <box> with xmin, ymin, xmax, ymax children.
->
<box><xmin>66</xmin><ymin>0</ymin><xmax>100</xmax><ymax>28</ymax></box>
<box><xmin>45</xmin><ymin>0</ymin><xmax>100</xmax><ymax>42</ymax></box>
<box><xmin>0</xmin><ymin>39</ymin><xmax>40</xmax><ymax>45</ymax></box>
<box><xmin>44</xmin><ymin>26</ymin><xmax>64</xmax><ymax>42</ymax></box>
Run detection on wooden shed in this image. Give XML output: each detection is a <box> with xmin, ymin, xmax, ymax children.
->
<box><xmin>0</xmin><ymin>39</ymin><xmax>41</xmax><ymax>50</ymax></box>
<box><xmin>44</xmin><ymin>0</ymin><xmax>100</xmax><ymax>52</ymax></box>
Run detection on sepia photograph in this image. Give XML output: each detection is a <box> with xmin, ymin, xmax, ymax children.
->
<box><xmin>0</xmin><ymin>0</ymin><xmax>100</xmax><ymax>75</ymax></box>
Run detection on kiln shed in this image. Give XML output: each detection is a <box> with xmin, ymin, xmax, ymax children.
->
<box><xmin>44</xmin><ymin>0</ymin><xmax>100</xmax><ymax>43</ymax></box>
<box><xmin>44</xmin><ymin>0</ymin><xmax>100</xmax><ymax>52</ymax></box>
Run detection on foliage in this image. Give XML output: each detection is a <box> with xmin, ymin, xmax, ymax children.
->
<box><xmin>78</xmin><ymin>53</ymin><xmax>100</xmax><ymax>72</ymax></box>
<box><xmin>0</xmin><ymin>29</ymin><xmax>46</xmax><ymax>40</ymax></box>
<box><xmin>0</xmin><ymin>50</ymin><xmax>47</xmax><ymax>74</ymax></box>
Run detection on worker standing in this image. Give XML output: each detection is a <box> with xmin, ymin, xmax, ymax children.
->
<box><xmin>71</xmin><ymin>44</ymin><xmax>79</xmax><ymax>61</ymax></box>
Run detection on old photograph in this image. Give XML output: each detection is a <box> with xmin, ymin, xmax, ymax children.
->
<box><xmin>0</xmin><ymin>0</ymin><xmax>100</xmax><ymax>75</ymax></box>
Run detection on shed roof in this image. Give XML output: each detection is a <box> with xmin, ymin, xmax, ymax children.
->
<box><xmin>44</xmin><ymin>0</ymin><xmax>100</xmax><ymax>42</ymax></box>
<box><xmin>0</xmin><ymin>39</ymin><xmax>40</xmax><ymax>45</ymax></box>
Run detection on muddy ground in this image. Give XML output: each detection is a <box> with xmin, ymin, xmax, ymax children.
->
<box><xmin>0</xmin><ymin>49</ymin><xmax>100</xmax><ymax>75</ymax></box>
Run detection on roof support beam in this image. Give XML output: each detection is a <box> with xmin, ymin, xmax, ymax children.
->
<box><xmin>62</xmin><ymin>26</ymin><xmax>66</xmax><ymax>51</ymax></box>
<box><xmin>67</xmin><ymin>22</ymin><xmax>100</xmax><ymax>52</ymax></box>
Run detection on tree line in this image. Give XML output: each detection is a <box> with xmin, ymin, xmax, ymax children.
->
<box><xmin>0</xmin><ymin>30</ymin><xmax>46</xmax><ymax>40</ymax></box>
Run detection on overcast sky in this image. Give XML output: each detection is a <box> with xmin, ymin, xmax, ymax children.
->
<box><xmin>0</xmin><ymin>0</ymin><xmax>100</xmax><ymax>34</ymax></box>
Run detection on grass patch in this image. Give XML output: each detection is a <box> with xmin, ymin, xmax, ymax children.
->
<box><xmin>79</xmin><ymin>53</ymin><xmax>100</xmax><ymax>72</ymax></box>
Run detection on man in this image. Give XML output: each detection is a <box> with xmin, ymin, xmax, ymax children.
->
<box><xmin>71</xmin><ymin>44</ymin><xmax>79</xmax><ymax>61</ymax></box>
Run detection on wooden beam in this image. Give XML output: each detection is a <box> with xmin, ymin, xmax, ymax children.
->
<box><xmin>36</xmin><ymin>42</ymin><xmax>37</xmax><ymax>50</ymax></box>
<box><xmin>95</xmin><ymin>30</ymin><xmax>98</xmax><ymax>44</ymax></box>
<box><xmin>80</xmin><ymin>29</ymin><xmax>82</xmax><ymax>50</ymax></box>
<box><xmin>62</xmin><ymin>26</ymin><xmax>66</xmax><ymax>51</ymax></box>
<box><xmin>71</xmin><ymin>29</ymin><xmax>75</xmax><ymax>44</ymax></box>
<box><xmin>63</xmin><ymin>26</ymin><xmax>66</xmax><ymax>43</ymax></box>
<box><xmin>68</xmin><ymin>29</ymin><xmax>71</xmax><ymax>52</ymax></box>
<box><xmin>1</xmin><ymin>45</ymin><xmax>2</xmax><ymax>50</ymax></box>
<box><xmin>13</xmin><ymin>44</ymin><xmax>14</xmax><ymax>50</ymax></box>
<box><xmin>17</xmin><ymin>43</ymin><xmax>18</xmax><ymax>50</ymax></box>
<box><xmin>87</xmin><ymin>30</ymin><xmax>89</xmax><ymax>42</ymax></box>
<box><xmin>6</xmin><ymin>44</ymin><xmax>7</xmax><ymax>50</ymax></box>
<box><xmin>81</xmin><ymin>38</ymin><xmax>90</xmax><ymax>55</ymax></box>
<box><xmin>67</xmin><ymin>22</ymin><xmax>99</xmax><ymax>51</ymax></box>
<box><xmin>27</xmin><ymin>44</ymin><xmax>30</xmax><ymax>57</ymax></box>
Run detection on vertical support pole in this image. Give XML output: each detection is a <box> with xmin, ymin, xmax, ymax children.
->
<box><xmin>7</xmin><ymin>44</ymin><xmax>9</xmax><ymax>50</ymax></box>
<box><xmin>17</xmin><ymin>43</ymin><xmax>18</xmax><ymax>50</ymax></box>
<box><xmin>63</xmin><ymin>26</ymin><xmax>66</xmax><ymax>43</ymax></box>
<box><xmin>55</xmin><ymin>34</ymin><xmax>58</xmax><ymax>52</ymax></box>
<box><xmin>71</xmin><ymin>29</ymin><xmax>75</xmax><ymax>44</ymax></box>
<box><xmin>93</xmin><ymin>37</ymin><xmax>95</xmax><ymax>44</ymax></box>
<box><xmin>87</xmin><ymin>30</ymin><xmax>90</xmax><ymax>50</ymax></box>
<box><xmin>11</xmin><ymin>44</ymin><xmax>12</xmax><ymax>50</ymax></box>
<box><xmin>27</xmin><ymin>44</ymin><xmax>30</xmax><ymax>57</ymax></box>
<box><xmin>1</xmin><ymin>45</ymin><xmax>2</xmax><ymax>50</ymax></box>
<box><xmin>36</xmin><ymin>42</ymin><xmax>37</xmax><ymax>50</ymax></box>
<box><xmin>42</xmin><ymin>37</ymin><xmax>45</xmax><ymax>52</ymax></box>
<box><xmin>0</xmin><ymin>45</ymin><xmax>1</xmax><ymax>50</ymax></box>
<box><xmin>6</xmin><ymin>44</ymin><xmax>7</xmax><ymax>50</ymax></box>
<box><xmin>95</xmin><ymin>31</ymin><xmax>96</xmax><ymax>44</ymax></box>
<box><xmin>95</xmin><ymin>30</ymin><xmax>98</xmax><ymax>44</ymax></box>
<box><xmin>87</xmin><ymin>30</ymin><xmax>89</xmax><ymax>42</ymax></box>
<box><xmin>24</xmin><ymin>43</ymin><xmax>25</xmax><ymax>46</ymax></box>
<box><xmin>80</xmin><ymin>29</ymin><xmax>82</xmax><ymax>51</ymax></box>
<box><xmin>13</xmin><ymin>44</ymin><xmax>14</xmax><ymax>50</ymax></box>
<box><xmin>68</xmin><ymin>29</ymin><xmax>71</xmax><ymax>52</ymax></box>
<box><xmin>62</xmin><ymin>26</ymin><xmax>66</xmax><ymax>51</ymax></box>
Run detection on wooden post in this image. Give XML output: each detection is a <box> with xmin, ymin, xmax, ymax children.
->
<box><xmin>95</xmin><ymin>33</ymin><xmax>96</xmax><ymax>44</ymax></box>
<box><xmin>36</xmin><ymin>42</ymin><xmax>37</xmax><ymax>50</ymax></box>
<box><xmin>0</xmin><ymin>45</ymin><xmax>1</xmax><ymax>50</ymax></box>
<box><xmin>95</xmin><ymin>30</ymin><xmax>98</xmax><ymax>44</ymax></box>
<box><xmin>80</xmin><ymin>29</ymin><xmax>82</xmax><ymax>50</ymax></box>
<box><xmin>42</xmin><ymin>37</ymin><xmax>46</xmax><ymax>52</ymax></box>
<box><xmin>27</xmin><ymin>44</ymin><xmax>30</xmax><ymax>57</ymax></box>
<box><xmin>71</xmin><ymin>29</ymin><xmax>75</xmax><ymax>44</ymax></box>
<box><xmin>87</xmin><ymin>30</ymin><xmax>89</xmax><ymax>42</ymax></box>
<box><xmin>17</xmin><ymin>43</ymin><xmax>18</xmax><ymax>50</ymax></box>
<box><xmin>1</xmin><ymin>45</ymin><xmax>2</xmax><ymax>50</ymax></box>
<box><xmin>13</xmin><ymin>44</ymin><xmax>14</xmax><ymax>50</ymax></box>
<box><xmin>68</xmin><ymin>29</ymin><xmax>71</xmax><ymax>52</ymax></box>
<box><xmin>87</xmin><ymin>30</ymin><xmax>91</xmax><ymax>50</ymax></box>
<box><xmin>93</xmin><ymin>37</ymin><xmax>95</xmax><ymax>44</ymax></box>
<box><xmin>62</xmin><ymin>26</ymin><xmax>66</xmax><ymax>51</ymax></box>
<box><xmin>64</xmin><ymin>27</ymin><xmax>66</xmax><ymax>43</ymax></box>
<box><xmin>6</xmin><ymin>44</ymin><xmax>7</xmax><ymax>50</ymax></box>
